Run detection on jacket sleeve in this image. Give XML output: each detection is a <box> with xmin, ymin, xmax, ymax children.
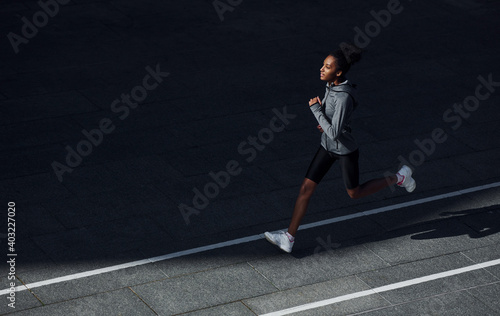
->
<box><xmin>310</xmin><ymin>95</ymin><xmax>352</xmax><ymax>142</ymax></box>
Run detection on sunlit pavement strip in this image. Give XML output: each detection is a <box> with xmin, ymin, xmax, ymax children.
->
<box><xmin>260</xmin><ymin>258</ymin><xmax>500</xmax><ymax>316</ymax></box>
<box><xmin>1</xmin><ymin>181</ymin><xmax>499</xmax><ymax>296</ymax></box>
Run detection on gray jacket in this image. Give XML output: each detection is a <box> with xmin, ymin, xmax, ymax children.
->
<box><xmin>309</xmin><ymin>80</ymin><xmax>358</xmax><ymax>155</ymax></box>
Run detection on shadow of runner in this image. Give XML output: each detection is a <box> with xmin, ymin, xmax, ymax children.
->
<box><xmin>412</xmin><ymin>205</ymin><xmax>500</xmax><ymax>239</ymax></box>
<box><xmin>285</xmin><ymin>204</ymin><xmax>500</xmax><ymax>261</ymax></box>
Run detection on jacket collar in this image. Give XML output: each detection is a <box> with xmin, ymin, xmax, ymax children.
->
<box><xmin>326</xmin><ymin>80</ymin><xmax>356</xmax><ymax>92</ymax></box>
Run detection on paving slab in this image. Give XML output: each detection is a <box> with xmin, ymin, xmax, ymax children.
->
<box><xmin>0</xmin><ymin>91</ymin><xmax>99</xmax><ymax>121</ymax></box>
<box><xmin>59</xmin><ymin>164</ymin><xmax>135</xmax><ymax>197</ymax></box>
<box><xmin>21</xmin><ymin>261</ymin><xmax>166</xmax><ymax>305</ymax></box>
<box><xmin>152</xmin><ymin>239</ymin><xmax>277</xmax><ymax>279</ymax></box>
<box><xmin>196</xmin><ymin>139</ymin><xmax>291</xmax><ymax>173</ymax></box>
<box><xmin>249</xmin><ymin>243</ymin><xmax>389</xmax><ymax>290</ymax></box>
<box><xmin>0</xmin><ymin>144</ymin><xmax>68</xmax><ymax>180</ymax></box>
<box><xmin>243</xmin><ymin>275</ymin><xmax>390</xmax><ymax>315</ymax></box>
<box><xmin>367</xmin><ymin>191</ymin><xmax>481</xmax><ymax>231</ymax></box>
<box><xmin>361</xmin><ymin>218</ymin><xmax>497</xmax><ymax>265</ymax></box>
<box><xmin>160</xmin><ymin>194</ymin><xmax>280</xmax><ymax>240</ymax></box>
<box><xmin>0</xmin><ymin>173</ymin><xmax>74</xmax><ymax>203</ymax></box>
<box><xmin>277</xmin><ymin>216</ymin><xmax>386</xmax><ymax>253</ymax></box>
<box><xmin>0</xmin><ymin>69</ymin><xmax>106</xmax><ymax>99</ymax></box>
<box><xmin>83</xmin><ymin>216</ymin><xmax>175</xmax><ymax>256</ymax></box>
<box><xmin>41</xmin><ymin>187</ymin><xmax>160</xmax><ymax>229</ymax></box>
<box><xmin>0</xmin><ymin>117</ymin><xmax>83</xmax><ymax>152</ymax></box>
<box><xmin>77</xmin><ymin>82</ymin><xmax>172</xmax><ymax>112</ymax></box>
<box><xmin>15</xmin><ymin>249</ymin><xmax>146</xmax><ymax>283</ymax></box>
<box><xmin>356</xmin><ymin>252</ymin><xmax>495</xmax><ymax>304</ymax></box>
<box><xmin>357</xmin><ymin>290</ymin><xmax>498</xmax><ymax>316</ymax></box>
<box><xmin>462</xmin><ymin>244</ymin><xmax>500</xmax><ymax>279</ymax></box>
<box><xmin>132</xmin><ymin>263</ymin><xmax>276</xmax><ymax>315</ymax></box>
<box><xmin>290</xmin><ymin>297</ymin><xmax>387</xmax><ymax>316</ymax></box>
<box><xmin>2</xmin><ymin>288</ymin><xmax>156</xmax><ymax>316</ymax></box>
<box><xmin>159</xmin><ymin>147</ymin><xmax>216</xmax><ymax>177</ymax></box>
<box><xmin>52</xmin><ymin>184</ymin><xmax>175</xmax><ymax>227</ymax></box>
<box><xmin>467</xmin><ymin>282</ymin><xmax>500</xmax><ymax>314</ymax></box>
<box><xmin>455</xmin><ymin>149</ymin><xmax>500</xmax><ymax>181</ymax></box>
<box><xmin>456</xmin><ymin>206</ymin><xmax>500</xmax><ymax>242</ymax></box>
<box><xmin>180</xmin><ymin>302</ymin><xmax>256</xmax><ymax>316</ymax></box>
<box><xmin>465</xmin><ymin>186</ymin><xmax>500</xmax><ymax>208</ymax></box>
<box><xmin>126</xmin><ymin>126</ymin><xmax>181</xmax><ymax>157</ymax></box>
<box><xmin>463</xmin><ymin>94</ymin><xmax>500</xmax><ymax>126</ymax></box>
<box><xmin>71</xmin><ymin>104</ymin><xmax>175</xmax><ymax>136</ymax></box>
<box><xmin>409</xmin><ymin>159</ymin><xmax>482</xmax><ymax>193</ymax></box>
<box><xmin>14</xmin><ymin>204</ymin><xmax>65</xmax><ymax>240</ymax></box>
<box><xmin>453</xmin><ymin>120</ymin><xmax>500</xmax><ymax>152</ymax></box>
<box><xmin>3</xmin><ymin>237</ymin><xmax>55</xmax><ymax>275</ymax></box>
<box><xmin>56</xmin><ymin>130</ymin><xmax>156</xmax><ymax>167</ymax></box>
<box><xmin>188</xmin><ymin>165</ymin><xmax>284</xmax><ymax>200</ymax></box>
<box><xmin>30</xmin><ymin>226</ymin><xmax>106</xmax><ymax>263</ymax></box>
<box><xmin>31</xmin><ymin>214</ymin><xmax>173</xmax><ymax>263</ymax></box>
<box><xmin>0</xmin><ymin>276</ymin><xmax>41</xmax><ymax>315</ymax></box>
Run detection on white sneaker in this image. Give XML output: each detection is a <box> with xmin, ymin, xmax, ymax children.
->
<box><xmin>264</xmin><ymin>231</ymin><xmax>294</xmax><ymax>253</ymax></box>
<box><xmin>397</xmin><ymin>165</ymin><xmax>416</xmax><ymax>192</ymax></box>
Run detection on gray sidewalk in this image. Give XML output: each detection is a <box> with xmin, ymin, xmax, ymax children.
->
<box><xmin>1</xmin><ymin>0</ymin><xmax>500</xmax><ymax>315</ymax></box>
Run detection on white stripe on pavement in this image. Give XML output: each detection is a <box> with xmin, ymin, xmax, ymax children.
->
<box><xmin>260</xmin><ymin>258</ymin><xmax>500</xmax><ymax>316</ymax></box>
<box><xmin>1</xmin><ymin>181</ymin><xmax>499</xmax><ymax>296</ymax></box>
<box><xmin>300</xmin><ymin>181</ymin><xmax>500</xmax><ymax>230</ymax></box>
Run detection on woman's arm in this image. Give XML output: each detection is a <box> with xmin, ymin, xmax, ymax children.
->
<box><xmin>309</xmin><ymin>94</ymin><xmax>352</xmax><ymax>141</ymax></box>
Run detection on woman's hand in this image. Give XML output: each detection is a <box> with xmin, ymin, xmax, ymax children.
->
<box><xmin>309</xmin><ymin>96</ymin><xmax>322</xmax><ymax>107</ymax></box>
<box><xmin>317</xmin><ymin>124</ymin><xmax>324</xmax><ymax>133</ymax></box>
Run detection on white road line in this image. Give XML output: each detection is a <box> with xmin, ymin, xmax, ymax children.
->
<box><xmin>1</xmin><ymin>181</ymin><xmax>499</xmax><ymax>296</ymax></box>
<box><xmin>260</xmin><ymin>258</ymin><xmax>500</xmax><ymax>316</ymax></box>
<box><xmin>300</xmin><ymin>181</ymin><xmax>500</xmax><ymax>230</ymax></box>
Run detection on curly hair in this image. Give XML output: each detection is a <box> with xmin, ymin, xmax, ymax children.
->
<box><xmin>330</xmin><ymin>42</ymin><xmax>362</xmax><ymax>75</ymax></box>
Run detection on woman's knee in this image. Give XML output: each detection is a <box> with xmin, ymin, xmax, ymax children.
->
<box><xmin>299</xmin><ymin>179</ymin><xmax>317</xmax><ymax>197</ymax></box>
<box><xmin>347</xmin><ymin>187</ymin><xmax>361</xmax><ymax>199</ymax></box>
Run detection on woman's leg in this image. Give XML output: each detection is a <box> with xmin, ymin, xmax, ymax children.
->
<box><xmin>340</xmin><ymin>150</ymin><xmax>398</xmax><ymax>199</ymax></box>
<box><xmin>347</xmin><ymin>176</ymin><xmax>397</xmax><ymax>199</ymax></box>
<box><xmin>287</xmin><ymin>178</ymin><xmax>318</xmax><ymax>236</ymax></box>
<box><xmin>287</xmin><ymin>146</ymin><xmax>336</xmax><ymax>236</ymax></box>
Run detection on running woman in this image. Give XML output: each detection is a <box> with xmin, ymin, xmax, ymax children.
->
<box><xmin>264</xmin><ymin>42</ymin><xmax>416</xmax><ymax>253</ymax></box>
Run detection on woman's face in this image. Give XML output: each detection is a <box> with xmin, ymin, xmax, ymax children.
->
<box><xmin>320</xmin><ymin>55</ymin><xmax>341</xmax><ymax>83</ymax></box>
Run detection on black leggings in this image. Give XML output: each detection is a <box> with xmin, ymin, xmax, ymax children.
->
<box><xmin>305</xmin><ymin>146</ymin><xmax>359</xmax><ymax>189</ymax></box>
